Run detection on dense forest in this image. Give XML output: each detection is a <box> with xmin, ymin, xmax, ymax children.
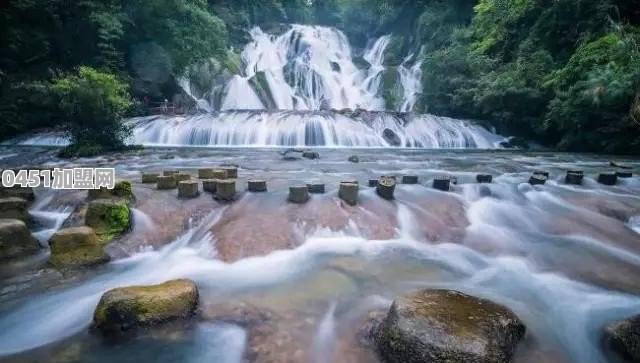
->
<box><xmin>1</xmin><ymin>0</ymin><xmax>639</xmax><ymax>154</ymax></box>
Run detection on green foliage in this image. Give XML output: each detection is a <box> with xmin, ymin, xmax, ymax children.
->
<box><xmin>51</xmin><ymin>67</ymin><xmax>133</xmax><ymax>150</ymax></box>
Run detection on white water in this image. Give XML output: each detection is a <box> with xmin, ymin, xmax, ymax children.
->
<box><xmin>398</xmin><ymin>53</ymin><xmax>423</xmax><ymax>112</ymax></box>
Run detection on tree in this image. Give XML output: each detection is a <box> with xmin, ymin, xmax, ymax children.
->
<box><xmin>51</xmin><ymin>66</ymin><xmax>133</xmax><ymax>154</ymax></box>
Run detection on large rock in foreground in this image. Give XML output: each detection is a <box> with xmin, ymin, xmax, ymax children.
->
<box><xmin>48</xmin><ymin>226</ymin><xmax>109</xmax><ymax>268</ymax></box>
<box><xmin>0</xmin><ymin>219</ymin><xmax>40</xmax><ymax>259</ymax></box>
<box><xmin>92</xmin><ymin>279</ymin><xmax>199</xmax><ymax>335</ymax></box>
<box><xmin>604</xmin><ymin>314</ymin><xmax>640</xmax><ymax>362</ymax></box>
<box><xmin>373</xmin><ymin>289</ymin><xmax>526</xmax><ymax>363</ymax></box>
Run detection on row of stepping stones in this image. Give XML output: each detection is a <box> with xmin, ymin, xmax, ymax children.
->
<box><xmin>528</xmin><ymin>166</ymin><xmax>633</xmax><ymax>186</ymax></box>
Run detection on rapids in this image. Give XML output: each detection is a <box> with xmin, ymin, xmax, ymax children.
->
<box><xmin>0</xmin><ymin>146</ymin><xmax>638</xmax><ymax>363</ymax></box>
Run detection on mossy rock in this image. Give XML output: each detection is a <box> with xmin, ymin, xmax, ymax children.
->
<box><xmin>0</xmin><ymin>186</ymin><xmax>35</xmax><ymax>202</ymax></box>
<box><xmin>0</xmin><ymin>197</ymin><xmax>29</xmax><ymax>221</ymax></box>
<box><xmin>604</xmin><ymin>314</ymin><xmax>640</xmax><ymax>362</ymax></box>
<box><xmin>248</xmin><ymin>71</ymin><xmax>277</xmax><ymax>110</ymax></box>
<box><xmin>85</xmin><ymin>199</ymin><xmax>131</xmax><ymax>241</ymax></box>
<box><xmin>88</xmin><ymin>181</ymin><xmax>135</xmax><ymax>202</ymax></box>
<box><xmin>92</xmin><ymin>279</ymin><xmax>199</xmax><ymax>335</ymax></box>
<box><xmin>0</xmin><ymin>219</ymin><xmax>40</xmax><ymax>260</ymax></box>
<box><xmin>48</xmin><ymin>226</ymin><xmax>110</xmax><ymax>268</ymax></box>
<box><xmin>373</xmin><ymin>289</ymin><xmax>525</xmax><ymax>363</ymax></box>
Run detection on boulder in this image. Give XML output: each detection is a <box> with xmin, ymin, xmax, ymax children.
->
<box><xmin>141</xmin><ymin>173</ymin><xmax>160</xmax><ymax>184</ymax></box>
<box><xmin>85</xmin><ymin>199</ymin><xmax>131</xmax><ymax>239</ymax></box>
<box><xmin>348</xmin><ymin>155</ymin><xmax>360</xmax><ymax>163</ymax></box>
<box><xmin>339</xmin><ymin>182</ymin><xmax>359</xmax><ymax>206</ymax></box>
<box><xmin>157</xmin><ymin>176</ymin><xmax>177</xmax><ymax>190</ymax></box>
<box><xmin>604</xmin><ymin>314</ymin><xmax>640</xmax><ymax>362</ymax></box>
<box><xmin>48</xmin><ymin>226</ymin><xmax>109</xmax><ymax>268</ymax></box>
<box><xmin>215</xmin><ymin>179</ymin><xmax>236</xmax><ymax>201</ymax></box>
<box><xmin>382</xmin><ymin>128</ymin><xmax>402</xmax><ymax>147</ymax></box>
<box><xmin>373</xmin><ymin>289</ymin><xmax>526</xmax><ymax>363</ymax></box>
<box><xmin>376</xmin><ymin>176</ymin><xmax>396</xmax><ymax>200</ymax></box>
<box><xmin>288</xmin><ymin>186</ymin><xmax>309</xmax><ymax>204</ymax></box>
<box><xmin>0</xmin><ymin>197</ymin><xmax>29</xmax><ymax>221</ymax></box>
<box><xmin>0</xmin><ymin>219</ymin><xmax>40</xmax><ymax>260</ymax></box>
<box><xmin>0</xmin><ymin>186</ymin><xmax>35</xmax><ymax>201</ymax></box>
<box><xmin>202</xmin><ymin>179</ymin><xmax>217</xmax><ymax>193</ymax></box>
<box><xmin>248</xmin><ymin>180</ymin><xmax>267</xmax><ymax>192</ymax></box>
<box><xmin>88</xmin><ymin>187</ymin><xmax>112</xmax><ymax>199</ymax></box>
<box><xmin>92</xmin><ymin>279</ymin><xmax>199</xmax><ymax>335</ymax></box>
<box><xmin>88</xmin><ymin>181</ymin><xmax>134</xmax><ymax>202</ymax></box>
<box><xmin>178</xmin><ymin>181</ymin><xmax>199</xmax><ymax>198</ymax></box>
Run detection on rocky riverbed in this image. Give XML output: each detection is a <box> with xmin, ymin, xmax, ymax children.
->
<box><xmin>0</xmin><ymin>145</ymin><xmax>639</xmax><ymax>363</ymax></box>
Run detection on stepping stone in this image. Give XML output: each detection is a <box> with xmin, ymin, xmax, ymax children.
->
<box><xmin>163</xmin><ymin>170</ymin><xmax>178</xmax><ymax>176</ymax></box>
<box><xmin>598</xmin><ymin>173</ymin><xmax>617</xmax><ymax>185</ymax></box>
<box><xmin>376</xmin><ymin>176</ymin><xmax>396</xmax><ymax>200</ymax></box>
<box><xmin>212</xmin><ymin>169</ymin><xmax>228</xmax><ymax>179</ymax></box>
<box><xmin>433</xmin><ymin>176</ymin><xmax>452</xmax><ymax>191</ymax></box>
<box><xmin>476</xmin><ymin>174</ymin><xmax>492</xmax><ymax>183</ymax></box>
<box><xmin>198</xmin><ymin>169</ymin><xmax>216</xmax><ymax>179</ymax></box>
<box><xmin>220</xmin><ymin>167</ymin><xmax>238</xmax><ymax>179</ymax></box>
<box><xmin>402</xmin><ymin>175</ymin><xmax>419</xmax><ymax>184</ymax></box>
<box><xmin>616</xmin><ymin>170</ymin><xmax>633</xmax><ymax>178</ymax></box>
<box><xmin>368</xmin><ymin>179</ymin><xmax>378</xmax><ymax>187</ymax></box>
<box><xmin>157</xmin><ymin>176</ymin><xmax>177</xmax><ymax>190</ymax></box>
<box><xmin>565</xmin><ymin>170</ymin><xmax>584</xmax><ymax>185</ymax></box>
<box><xmin>202</xmin><ymin>179</ymin><xmax>217</xmax><ymax>193</ymax></box>
<box><xmin>307</xmin><ymin>183</ymin><xmax>325</xmax><ymax>194</ymax></box>
<box><xmin>178</xmin><ymin>181</ymin><xmax>199</xmax><ymax>198</ymax></box>
<box><xmin>288</xmin><ymin>186</ymin><xmax>309</xmax><ymax>204</ymax></box>
<box><xmin>338</xmin><ymin>182</ymin><xmax>359</xmax><ymax>206</ymax></box>
<box><xmin>529</xmin><ymin>174</ymin><xmax>547</xmax><ymax>185</ymax></box>
<box><xmin>533</xmin><ymin>171</ymin><xmax>549</xmax><ymax>178</ymax></box>
<box><xmin>215</xmin><ymin>180</ymin><xmax>236</xmax><ymax>201</ymax></box>
<box><xmin>141</xmin><ymin>173</ymin><xmax>160</xmax><ymax>184</ymax></box>
<box><xmin>302</xmin><ymin>150</ymin><xmax>320</xmax><ymax>159</ymax></box>
<box><xmin>248</xmin><ymin>180</ymin><xmax>267</xmax><ymax>192</ymax></box>
<box><xmin>173</xmin><ymin>173</ymin><xmax>191</xmax><ymax>182</ymax></box>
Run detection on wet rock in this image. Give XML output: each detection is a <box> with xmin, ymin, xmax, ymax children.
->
<box><xmin>369</xmin><ymin>179</ymin><xmax>378</xmax><ymax>187</ymax></box>
<box><xmin>92</xmin><ymin>279</ymin><xmax>199</xmax><ymax>336</ymax></box>
<box><xmin>157</xmin><ymin>176</ymin><xmax>177</xmax><ymax>190</ymax></box>
<box><xmin>339</xmin><ymin>182</ymin><xmax>359</xmax><ymax>206</ymax></box>
<box><xmin>48</xmin><ymin>226</ymin><xmax>109</xmax><ymax>268</ymax></box>
<box><xmin>402</xmin><ymin>175</ymin><xmax>419</xmax><ymax>184</ymax></box>
<box><xmin>533</xmin><ymin>171</ymin><xmax>549</xmax><ymax>178</ymax></box>
<box><xmin>162</xmin><ymin>170</ymin><xmax>178</xmax><ymax>176</ymax></box>
<box><xmin>476</xmin><ymin>174</ymin><xmax>493</xmax><ymax>183</ymax></box>
<box><xmin>376</xmin><ymin>176</ymin><xmax>396</xmax><ymax>200</ymax></box>
<box><xmin>288</xmin><ymin>186</ymin><xmax>309</xmax><ymax>204</ymax></box>
<box><xmin>529</xmin><ymin>174</ymin><xmax>547</xmax><ymax>185</ymax></box>
<box><xmin>141</xmin><ymin>172</ymin><xmax>160</xmax><ymax>184</ymax></box>
<box><xmin>0</xmin><ymin>185</ymin><xmax>35</xmax><ymax>201</ymax></box>
<box><xmin>616</xmin><ymin>170</ymin><xmax>633</xmax><ymax>178</ymax></box>
<box><xmin>604</xmin><ymin>314</ymin><xmax>640</xmax><ymax>362</ymax></box>
<box><xmin>610</xmin><ymin>161</ymin><xmax>632</xmax><ymax>170</ymax></box>
<box><xmin>220</xmin><ymin>167</ymin><xmax>238</xmax><ymax>179</ymax></box>
<box><xmin>212</xmin><ymin>169</ymin><xmax>228</xmax><ymax>179</ymax></box>
<box><xmin>565</xmin><ymin>170</ymin><xmax>584</xmax><ymax>185</ymax></box>
<box><xmin>382</xmin><ymin>128</ymin><xmax>402</xmax><ymax>146</ymax></box>
<box><xmin>88</xmin><ymin>187</ymin><xmax>112</xmax><ymax>199</ymax></box>
<box><xmin>202</xmin><ymin>179</ymin><xmax>217</xmax><ymax>193</ymax></box>
<box><xmin>215</xmin><ymin>179</ymin><xmax>236</xmax><ymax>201</ymax></box>
<box><xmin>307</xmin><ymin>183</ymin><xmax>325</xmax><ymax>194</ymax></box>
<box><xmin>433</xmin><ymin>176</ymin><xmax>452</xmax><ymax>191</ymax></box>
<box><xmin>178</xmin><ymin>181</ymin><xmax>199</xmax><ymax>198</ymax></box>
<box><xmin>372</xmin><ymin>289</ymin><xmax>526</xmax><ymax>363</ymax></box>
<box><xmin>598</xmin><ymin>173</ymin><xmax>618</xmax><ymax>186</ymax></box>
<box><xmin>0</xmin><ymin>219</ymin><xmax>40</xmax><ymax>260</ymax></box>
<box><xmin>302</xmin><ymin>150</ymin><xmax>320</xmax><ymax>160</ymax></box>
<box><xmin>0</xmin><ymin>197</ymin><xmax>29</xmax><ymax>221</ymax></box>
<box><xmin>248</xmin><ymin>180</ymin><xmax>267</xmax><ymax>192</ymax></box>
<box><xmin>112</xmin><ymin>181</ymin><xmax>135</xmax><ymax>201</ymax></box>
<box><xmin>197</xmin><ymin>168</ymin><xmax>216</xmax><ymax>179</ymax></box>
<box><xmin>173</xmin><ymin>173</ymin><xmax>191</xmax><ymax>183</ymax></box>
<box><xmin>348</xmin><ymin>155</ymin><xmax>360</xmax><ymax>163</ymax></box>
<box><xmin>85</xmin><ymin>199</ymin><xmax>131</xmax><ymax>239</ymax></box>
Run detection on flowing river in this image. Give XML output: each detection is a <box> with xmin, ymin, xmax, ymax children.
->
<box><xmin>0</xmin><ymin>146</ymin><xmax>639</xmax><ymax>363</ymax></box>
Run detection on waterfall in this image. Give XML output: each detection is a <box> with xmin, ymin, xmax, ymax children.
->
<box><xmin>397</xmin><ymin>53</ymin><xmax>423</xmax><ymax>112</ymax></box>
<box><xmin>218</xmin><ymin>25</ymin><xmax>390</xmax><ymax>111</ymax></box>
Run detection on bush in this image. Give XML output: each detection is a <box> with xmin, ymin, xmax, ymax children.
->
<box><xmin>51</xmin><ymin>66</ymin><xmax>133</xmax><ymax>152</ymax></box>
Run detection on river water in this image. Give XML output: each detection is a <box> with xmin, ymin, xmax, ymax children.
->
<box><xmin>0</xmin><ymin>146</ymin><xmax>638</xmax><ymax>363</ymax></box>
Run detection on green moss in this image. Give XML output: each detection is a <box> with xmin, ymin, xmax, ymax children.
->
<box><xmin>248</xmin><ymin>71</ymin><xmax>277</xmax><ymax>109</ymax></box>
<box><xmin>112</xmin><ymin>181</ymin><xmax>134</xmax><ymax>201</ymax></box>
<box><xmin>85</xmin><ymin>199</ymin><xmax>131</xmax><ymax>242</ymax></box>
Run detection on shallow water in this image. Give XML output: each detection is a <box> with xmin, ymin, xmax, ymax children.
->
<box><xmin>0</xmin><ymin>146</ymin><xmax>639</xmax><ymax>363</ymax></box>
